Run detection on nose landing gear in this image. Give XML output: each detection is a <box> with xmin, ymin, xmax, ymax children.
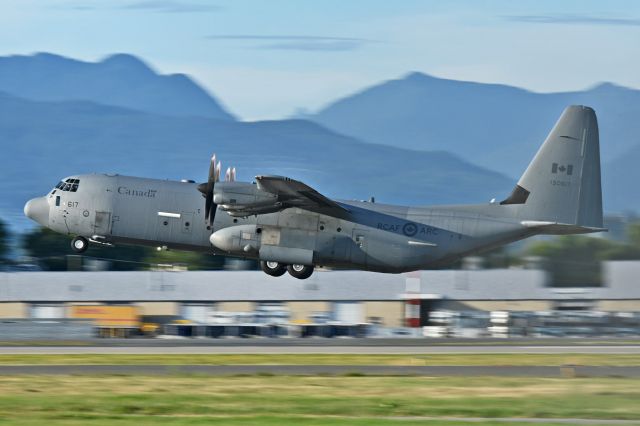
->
<box><xmin>71</xmin><ymin>236</ymin><xmax>89</xmax><ymax>253</ymax></box>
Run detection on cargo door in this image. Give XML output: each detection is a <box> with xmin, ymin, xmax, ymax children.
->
<box><xmin>333</xmin><ymin>301</ymin><xmax>364</xmax><ymax>324</ymax></box>
<box><xmin>30</xmin><ymin>304</ymin><xmax>65</xmax><ymax>319</ymax></box>
<box><xmin>93</xmin><ymin>211</ymin><xmax>112</xmax><ymax>236</ymax></box>
<box><xmin>85</xmin><ymin>177</ymin><xmax>115</xmax><ymax>238</ymax></box>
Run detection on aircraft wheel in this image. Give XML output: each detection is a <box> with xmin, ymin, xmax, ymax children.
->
<box><xmin>287</xmin><ymin>264</ymin><xmax>314</xmax><ymax>280</ymax></box>
<box><xmin>71</xmin><ymin>236</ymin><xmax>89</xmax><ymax>253</ymax></box>
<box><xmin>261</xmin><ymin>260</ymin><xmax>287</xmax><ymax>277</ymax></box>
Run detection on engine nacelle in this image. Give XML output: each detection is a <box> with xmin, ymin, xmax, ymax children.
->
<box><xmin>213</xmin><ymin>181</ymin><xmax>278</xmax><ymax>216</ymax></box>
<box><xmin>209</xmin><ymin>224</ymin><xmax>260</xmax><ymax>253</ymax></box>
<box><xmin>210</xmin><ymin>225</ymin><xmax>315</xmax><ymax>265</ymax></box>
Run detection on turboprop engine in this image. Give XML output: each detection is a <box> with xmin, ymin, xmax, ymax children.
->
<box><xmin>197</xmin><ymin>154</ymin><xmax>282</xmax><ymax>221</ymax></box>
<box><xmin>209</xmin><ymin>224</ymin><xmax>260</xmax><ymax>253</ymax></box>
<box><xmin>213</xmin><ymin>181</ymin><xmax>281</xmax><ymax>217</ymax></box>
<box><xmin>210</xmin><ymin>224</ymin><xmax>315</xmax><ymax>266</ymax></box>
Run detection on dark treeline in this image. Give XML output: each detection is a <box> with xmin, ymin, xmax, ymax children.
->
<box><xmin>19</xmin><ymin>226</ymin><xmax>230</xmax><ymax>271</ymax></box>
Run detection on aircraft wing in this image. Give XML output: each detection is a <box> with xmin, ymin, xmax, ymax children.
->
<box><xmin>255</xmin><ymin>175</ymin><xmax>350</xmax><ymax>217</ymax></box>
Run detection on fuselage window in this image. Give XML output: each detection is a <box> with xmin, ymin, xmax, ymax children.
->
<box><xmin>55</xmin><ymin>196</ymin><xmax>60</xmax><ymax>207</ymax></box>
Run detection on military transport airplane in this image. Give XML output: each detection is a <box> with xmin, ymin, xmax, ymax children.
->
<box><xmin>24</xmin><ymin>105</ymin><xmax>604</xmax><ymax>279</ymax></box>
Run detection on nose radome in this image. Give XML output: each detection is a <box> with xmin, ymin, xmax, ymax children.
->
<box><xmin>24</xmin><ymin>197</ymin><xmax>50</xmax><ymax>226</ymax></box>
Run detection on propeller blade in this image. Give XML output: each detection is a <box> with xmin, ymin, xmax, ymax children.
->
<box><xmin>199</xmin><ymin>154</ymin><xmax>218</xmax><ymax>226</ymax></box>
<box><xmin>225</xmin><ymin>167</ymin><xmax>231</xmax><ymax>182</ymax></box>
<box><xmin>210</xmin><ymin>154</ymin><xmax>217</xmax><ymax>180</ymax></box>
<box><xmin>198</xmin><ymin>155</ymin><xmax>215</xmax><ymax>193</ymax></box>
<box><xmin>231</xmin><ymin>167</ymin><xmax>236</xmax><ymax>182</ymax></box>
<box><xmin>205</xmin><ymin>190</ymin><xmax>213</xmax><ymax>225</ymax></box>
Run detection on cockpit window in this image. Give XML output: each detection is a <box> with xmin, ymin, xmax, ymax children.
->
<box><xmin>55</xmin><ymin>178</ymin><xmax>81</xmax><ymax>192</ymax></box>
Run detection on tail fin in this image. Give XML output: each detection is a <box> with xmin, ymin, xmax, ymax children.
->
<box><xmin>501</xmin><ymin>105</ymin><xmax>604</xmax><ymax>232</ymax></box>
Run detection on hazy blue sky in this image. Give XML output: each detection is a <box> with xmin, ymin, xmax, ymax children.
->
<box><xmin>1</xmin><ymin>0</ymin><xmax>639</xmax><ymax>120</ymax></box>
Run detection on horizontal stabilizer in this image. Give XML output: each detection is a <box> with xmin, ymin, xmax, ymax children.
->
<box><xmin>520</xmin><ymin>220</ymin><xmax>607</xmax><ymax>235</ymax></box>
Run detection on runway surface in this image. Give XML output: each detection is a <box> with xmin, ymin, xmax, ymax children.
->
<box><xmin>1</xmin><ymin>344</ymin><xmax>640</xmax><ymax>354</ymax></box>
<box><xmin>0</xmin><ymin>364</ymin><xmax>639</xmax><ymax>377</ymax></box>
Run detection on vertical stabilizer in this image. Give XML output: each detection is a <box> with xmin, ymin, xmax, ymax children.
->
<box><xmin>501</xmin><ymin>105</ymin><xmax>603</xmax><ymax>229</ymax></box>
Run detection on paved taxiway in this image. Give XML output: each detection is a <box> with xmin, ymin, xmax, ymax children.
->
<box><xmin>0</xmin><ymin>365</ymin><xmax>639</xmax><ymax>377</ymax></box>
<box><xmin>2</xmin><ymin>339</ymin><xmax>638</xmax><ymax>377</ymax></box>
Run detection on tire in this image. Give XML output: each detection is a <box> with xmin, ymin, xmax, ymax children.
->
<box><xmin>287</xmin><ymin>264</ymin><xmax>314</xmax><ymax>280</ymax></box>
<box><xmin>71</xmin><ymin>236</ymin><xmax>89</xmax><ymax>253</ymax></box>
<box><xmin>261</xmin><ymin>260</ymin><xmax>287</xmax><ymax>277</ymax></box>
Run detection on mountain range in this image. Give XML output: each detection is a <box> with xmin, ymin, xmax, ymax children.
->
<box><xmin>310</xmin><ymin>72</ymin><xmax>640</xmax><ymax>178</ymax></box>
<box><xmin>0</xmin><ymin>53</ymin><xmax>234</xmax><ymax>120</ymax></box>
<box><xmin>0</xmin><ymin>52</ymin><xmax>638</xmax><ymax>231</ymax></box>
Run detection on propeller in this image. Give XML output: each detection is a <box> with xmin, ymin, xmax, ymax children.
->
<box><xmin>197</xmin><ymin>154</ymin><xmax>238</xmax><ymax>227</ymax></box>
<box><xmin>197</xmin><ymin>154</ymin><xmax>219</xmax><ymax>227</ymax></box>
<box><xmin>225</xmin><ymin>167</ymin><xmax>237</xmax><ymax>182</ymax></box>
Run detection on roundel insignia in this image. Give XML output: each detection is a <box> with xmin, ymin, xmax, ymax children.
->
<box><xmin>83</xmin><ymin>210</ymin><xmax>90</xmax><ymax>217</ymax></box>
<box><xmin>402</xmin><ymin>222</ymin><xmax>418</xmax><ymax>237</ymax></box>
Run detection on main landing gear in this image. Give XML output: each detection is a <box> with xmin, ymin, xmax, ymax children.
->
<box><xmin>287</xmin><ymin>264</ymin><xmax>314</xmax><ymax>280</ymax></box>
<box><xmin>260</xmin><ymin>261</ymin><xmax>314</xmax><ymax>280</ymax></box>
<box><xmin>70</xmin><ymin>236</ymin><xmax>89</xmax><ymax>253</ymax></box>
<box><xmin>261</xmin><ymin>261</ymin><xmax>287</xmax><ymax>277</ymax></box>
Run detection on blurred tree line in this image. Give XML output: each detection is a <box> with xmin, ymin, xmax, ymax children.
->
<box><xmin>21</xmin><ymin>226</ymin><xmax>229</xmax><ymax>271</ymax></box>
<box><xmin>443</xmin><ymin>223</ymin><xmax>640</xmax><ymax>287</ymax></box>
<box><xmin>0</xmin><ymin>220</ymin><xmax>8</xmax><ymax>264</ymax></box>
<box><xmin>527</xmin><ymin>223</ymin><xmax>640</xmax><ymax>286</ymax></box>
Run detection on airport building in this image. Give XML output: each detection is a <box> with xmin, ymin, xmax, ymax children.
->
<box><xmin>0</xmin><ymin>261</ymin><xmax>639</xmax><ymax>329</ymax></box>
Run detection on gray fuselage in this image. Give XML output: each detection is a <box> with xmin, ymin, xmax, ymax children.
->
<box><xmin>33</xmin><ymin>173</ymin><xmax>535</xmax><ymax>273</ymax></box>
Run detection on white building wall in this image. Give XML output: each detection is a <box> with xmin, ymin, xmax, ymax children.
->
<box><xmin>0</xmin><ymin>261</ymin><xmax>638</xmax><ymax>304</ymax></box>
<box><xmin>333</xmin><ymin>301</ymin><xmax>364</xmax><ymax>324</ymax></box>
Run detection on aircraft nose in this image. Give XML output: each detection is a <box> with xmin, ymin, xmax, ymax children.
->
<box><xmin>24</xmin><ymin>197</ymin><xmax>50</xmax><ymax>226</ymax></box>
